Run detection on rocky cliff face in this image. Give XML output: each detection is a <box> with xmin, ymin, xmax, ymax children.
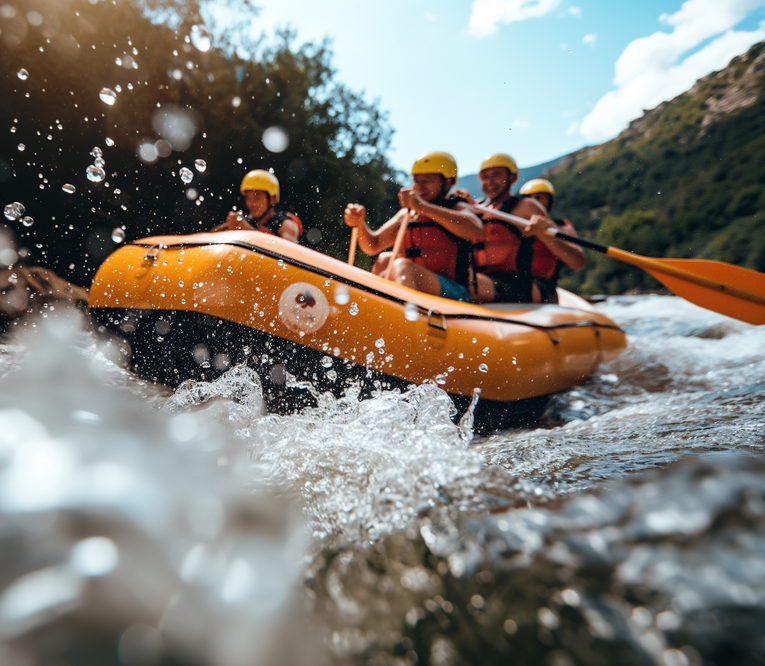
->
<box><xmin>552</xmin><ymin>41</ymin><xmax>765</xmax><ymax>172</ymax></box>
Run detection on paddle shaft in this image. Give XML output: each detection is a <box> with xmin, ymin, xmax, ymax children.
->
<box><xmin>384</xmin><ymin>210</ymin><xmax>411</xmax><ymax>280</ymax></box>
<box><xmin>472</xmin><ymin>203</ymin><xmax>765</xmax><ymax>309</ymax></box>
<box><xmin>347</xmin><ymin>227</ymin><xmax>358</xmax><ymax>265</ymax></box>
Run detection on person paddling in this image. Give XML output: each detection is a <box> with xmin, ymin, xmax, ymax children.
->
<box><xmin>344</xmin><ymin>151</ymin><xmax>482</xmax><ymax>302</ymax></box>
<box><xmin>518</xmin><ymin>178</ymin><xmax>586</xmax><ymax>303</ymax></box>
<box><xmin>456</xmin><ymin>153</ymin><xmax>549</xmax><ymax>303</ymax></box>
<box><xmin>211</xmin><ymin>169</ymin><xmax>303</xmax><ymax>242</ymax></box>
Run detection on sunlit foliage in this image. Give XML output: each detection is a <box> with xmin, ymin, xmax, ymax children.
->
<box><xmin>0</xmin><ymin>0</ymin><xmax>400</xmax><ymax>285</ymax></box>
<box><xmin>549</xmin><ymin>41</ymin><xmax>765</xmax><ymax>295</ymax></box>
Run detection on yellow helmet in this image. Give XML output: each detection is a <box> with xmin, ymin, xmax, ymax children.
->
<box><xmin>240</xmin><ymin>169</ymin><xmax>280</xmax><ymax>202</ymax></box>
<box><xmin>519</xmin><ymin>178</ymin><xmax>555</xmax><ymax>198</ymax></box>
<box><xmin>479</xmin><ymin>153</ymin><xmax>518</xmax><ymax>176</ymax></box>
<box><xmin>411</xmin><ymin>151</ymin><xmax>457</xmax><ymax>180</ymax></box>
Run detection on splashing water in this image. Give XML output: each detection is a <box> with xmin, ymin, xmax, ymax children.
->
<box><xmin>194</xmin><ymin>159</ymin><xmax>207</xmax><ymax>172</ymax></box>
<box><xmin>0</xmin><ymin>311</ymin><xmax>318</xmax><ymax>665</ymax></box>
<box><xmin>16</xmin><ymin>68</ymin><xmax>29</xmax><ymax>80</ymax></box>
<box><xmin>1</xmin><ymin>297</ymin><xmax>763</xmax><ymax>665</ymax></box>
<box><xmin>179</xmin><ymin>167</ymin><xmax>194</xmax><ymax>184</ymax></box>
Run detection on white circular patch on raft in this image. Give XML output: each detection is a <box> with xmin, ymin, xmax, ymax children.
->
<box><xmin>278</xmin><ymin>282</ymin><xmax>329</xmax><ymax>334</ymax></box>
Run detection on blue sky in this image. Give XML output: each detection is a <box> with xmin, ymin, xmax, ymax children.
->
<box><xmin>209</xmin><ymin>0</ymin><xmax>765</xmax><ymax>175</ymax></box>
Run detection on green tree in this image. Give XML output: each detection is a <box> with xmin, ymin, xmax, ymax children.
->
<box><xmin>0</xmin><ymin>0</ymin><xmax>399</xmax><ymax>285</ymax></box>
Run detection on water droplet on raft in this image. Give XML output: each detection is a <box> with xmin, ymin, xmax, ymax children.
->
<box><xmin>87</xmin><ymin>165</ymin><xmax>106</xmax><ymax>182</ymax></box>
<box><xmin>99</xmin><ymin>88</ymin><xmax>117</xmax><ymax>105</ymax></box>
<box><xmin>111</xmin><ymin>228</ymin><xmax>125</xmax><ymax>243</ymax></box>
<box><xmin>404</xmin><ymin>302</ymin><xmax>419</xmax><ymax>321</ymax></box>
<box><xmin>320</xmin><ymin>355</ymin><xmax>333</xmax><ymax>368</ymax></box>
<box><xmin>190</xmin><ymin>24</ymin><xmax>212</xmax><ymax>52</ymax></box>
<box><xmin>375</xmin><ymin>338</ymin><xmax>385</xmax><ymax>349</ymax></box>
<box><xmin>180</xmin><ymin>167</ymin><xmax>193</xmax><ymax>184</ymax></box>
<box><xmin>21</xmin><ymin>216</ymin><xmax>34</xmax><ymax>227</ymax></box>
<box><xmin>4</xmin><ymin>202</ymin><xmax>25</xmax><ymax>221</ymax></box>
<box><xmin>334</xmin><ymin>286</ymin><xmax>350</xmax><ymax>305</ymax></box>
<box><xmin>194</xmin><ymin>159</ymin><xmax>206</xmax><ymax>172</ymax></box>
<box><xmin>349</xmin><ymin>302</ymin><xmax>359</xmax><ymax>316</ymax></box>
<box><xmin>62</xmin><ymin>183</ymin><xmax>76</xmax><ymax>194</ymax></box>
<box><xmin>17</xmin><ymin>143</ymin><xmax>25</xmax><ymax>151</ymax></box>
<box><xmin>478</xmin><ymin>363</ymin><xmax>489</xmax><ymax>373</ymax></box>
<box><xmin>17</xmin><ymin>68</ymin><xmax>29</xmax><ymax>80</ymax></box>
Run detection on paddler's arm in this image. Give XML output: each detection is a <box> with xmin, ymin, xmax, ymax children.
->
<box><xmin>277</xmin><ymin>218</ymin><xmax>301</xmax><ymax>243</ymax></box>
<box><xmin>525</xmin><ymin>214</ymin><xmax>587</xmax><ymax>270</ymax></box>
<box><xmin>398</xmin><ymin>188</ymin><xmax>483</xmax><ymax>242</ymax></box>
<box><xmin>344</xmin><ymin>203</ymin><xmax>405</xmax><ymax>255</ymax></box>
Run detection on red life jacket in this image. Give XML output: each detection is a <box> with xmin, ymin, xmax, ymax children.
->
<box><xmin>259</xmin><ymin>211</ymin><xmax>303</xmax><ymax>238</ymax></box>
<box><xmin>530</xmin><ymin>217</ymin><xmax>572</xmax><ymax>280</ymax></box>
<box><xmin>473</xmin><ymin>197</ymin><xmax>532</xmax><ymax>274</ymax></box>
<box><xmin>404</xmin><ymin>196</ymin><xmax>473</xmax><ymax>285</ymax></box>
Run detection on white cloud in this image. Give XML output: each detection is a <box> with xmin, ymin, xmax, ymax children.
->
<box><xmin>512</xmin><ymin>119</ymin><xmax>531</xmax><ymax>129</ymax></box>
<box><xmin>579</xmin><ymin>0</ymin><xmax>765</xmax><ymax>142</ymax></box>
<box><xmin>582</xmin><ymin>33</ymin><xmax>597</xmax><ymax>46</ymax></box>
<box><xmin>424</xmin><ymin>11</ymin><xmax>438</xmax><ymax>23</ymax></box>
<box><xmin>568</xmin><ymin>6</ymin><xmax>582</xmax><ymax>18</ymax></box>
<box><xmin>468</xmin><ymin>0</ymin><xmax>562</xmax><ymax>37</ymax></box>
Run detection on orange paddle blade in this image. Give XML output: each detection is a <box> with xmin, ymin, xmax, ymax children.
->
<box><xmin>607</xmin><ymin>249</ymin><xmax>765</xmax><ymax>325</ymax></box>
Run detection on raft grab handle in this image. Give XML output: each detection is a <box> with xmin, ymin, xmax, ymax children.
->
<box><xmin>427</xmin><ymin>309</ymin><xmax>447</xmax><ymax>331</ymax></box>
<box><xmin>143</xmin><ymin>243</ymin><xmax>166</xmax><ymax>261</ymax></box>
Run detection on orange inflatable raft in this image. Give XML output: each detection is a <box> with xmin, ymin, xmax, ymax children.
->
<box><xmin>88</xmin><ymin>230</ymin><xmax>627</xmax><ymax>431</ymax></box>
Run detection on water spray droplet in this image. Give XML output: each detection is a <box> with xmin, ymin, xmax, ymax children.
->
<box><xmin>262</xmin><ymin>126</ymin><xmax>289</xmax><ymax>153</ymax></box>
<box><xmin>194</xmin><ymin>159</ymin><xmax>206</xmax><ymax>172</ymax></box>
<box><xmin>62</xmin><ymin>184</ymin><xmax>76</xmax><ymax>194</ymax></box>
<box><xmin>190</xmin><ymin>25</ymin><xmax>212</xmax><ymax>52</ymax></box>
<box><xmin>111</xmin><ymin>227</ymin><xmax>126</xmax><ymax>243</ymax></box>
<box><xmin>4</xmin><ymin>202</ymin><xmax>25</xmax><ymax>221</ymax></box>
<box><xmin>99</xmin><ymin>88</ymin><xmax>117</xmax><ymax>105</ymax></box>
<box><xmin>16</xmin><ymin>143</ymin><xmax>25</xmax><ymax>151</ymax></box>
<box><xmin>21</xmin><ymin>216</ymin><xmax>34</xmax><ymax>227</ymax></box>
<box><xmin>17</xmin><ymin>68</ymin><xmax>29</xmax><ymax>81</ymax></box>
<box><xmin>179</xmin><ymin>167</ymin><xmax>193</xmax><ymax>184</ymax></box>
<box><xmin>86</xmin><ymin>165</ymin><xmax>106</xmax><ymax>182</ymax></box>
<box><xmin>349</xmin><ymin>302</ymin><xmax>359</xmax><ymax>316</ymax></box>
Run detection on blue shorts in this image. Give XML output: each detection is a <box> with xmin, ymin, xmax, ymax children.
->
<box><xmin>436</xmin><ymin>274</ymin><xmax>473</xmax><ymax>303</ymax></box>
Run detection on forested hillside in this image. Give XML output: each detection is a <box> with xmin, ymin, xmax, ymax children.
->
<box><xmin>547</xmin><ymin>41</ymin><xmax>765</xmax><ymax>295</ymax></box>
<box><xmin>0</xmin><ymin>0</ymin><xmax>400</xmax><ymax>286</ymax></box>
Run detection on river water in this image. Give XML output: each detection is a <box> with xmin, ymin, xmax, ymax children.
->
<box><xmin>0</xmin><ymin>294</ymin><xmax>763</xmax><ymax>666</ymax></box>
